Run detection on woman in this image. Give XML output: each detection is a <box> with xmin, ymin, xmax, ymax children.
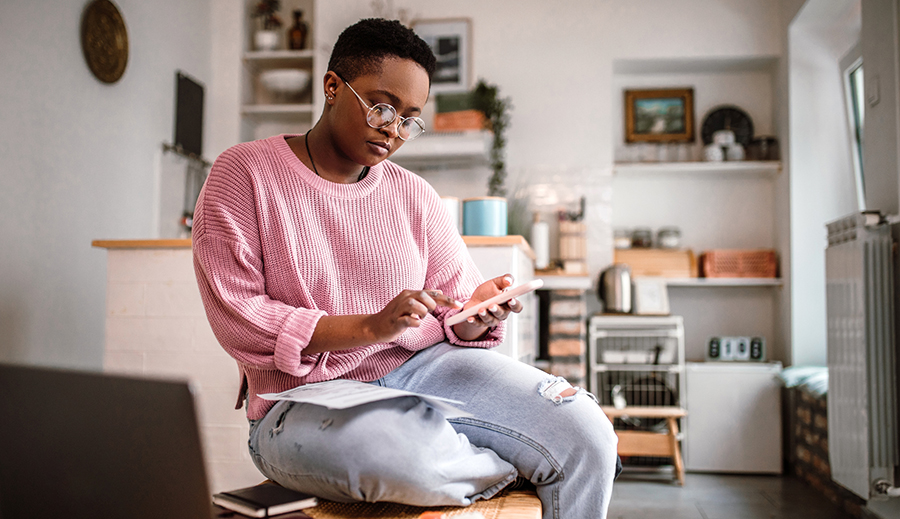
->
<box><xmin>192</xmin><ymin>17</ymin><xmax>618</xmax><ymax>519</ymax></box>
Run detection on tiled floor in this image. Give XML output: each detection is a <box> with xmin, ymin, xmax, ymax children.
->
<box><xmin>609</xmin><ymin>468</ymin><xmax>854</xmax><ymax>519</ymax></box>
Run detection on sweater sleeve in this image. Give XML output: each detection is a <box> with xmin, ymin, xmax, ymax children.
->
<box><xmin>191</xmin><ymin>148</ymin><xmax>326</xmax><ymax>377</ymax></box>
<box><xmin>419</xmin><ymin>188</ymin><xmax>506</xmax><ymax>348</ymax></box>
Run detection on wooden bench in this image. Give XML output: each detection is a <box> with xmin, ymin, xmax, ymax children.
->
<box><xmin>302</xmin><ymin>488</ymin><xmax>541</xmax><ymax>518</ymax></box>
<box><xmin>601</xmin><ymin>405</ymin><xmax>687</xmax><ymax>485</ymax></box>
<box><xmin>215</xmin><ymin>483</ymin><xmax>542</xmax><ymax>518</ymax></box>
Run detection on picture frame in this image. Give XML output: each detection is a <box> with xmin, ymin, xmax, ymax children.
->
<box><xmin>632</xmin><ymin>277</ymin><xmax>670</xmax><ymax>316</ymax></box>
<box><xmin>624</xmin><ymin>88</ymin><xmax>694</xmax><ymax>143</ymax></box>
<box><xmin>411</xmin><ymin>18</ymin><xmax>472</xmax><ymax>94</ymax></box>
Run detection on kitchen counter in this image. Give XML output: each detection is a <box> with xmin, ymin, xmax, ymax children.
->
<box><xmin>92</xmin><ymin>235</ymin><xmax>536</xmax><ymax>258</ymax></box>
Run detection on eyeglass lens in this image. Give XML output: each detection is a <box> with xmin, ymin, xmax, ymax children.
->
<box><xmin>367</xmin><ymin>104</ymin><xmax>424</xmax><ymax>141</ymax></box>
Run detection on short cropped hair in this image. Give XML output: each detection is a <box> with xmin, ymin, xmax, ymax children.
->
<box><xmin>327</xmin><ymin>18</ymin><xmax>436</xmax><ymax>85</ymax></box>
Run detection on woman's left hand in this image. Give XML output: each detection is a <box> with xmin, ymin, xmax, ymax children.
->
<box><xmin>452</xmin><ymin>274</ymin><xmax>523</xmax><ymax>341</ymax></box>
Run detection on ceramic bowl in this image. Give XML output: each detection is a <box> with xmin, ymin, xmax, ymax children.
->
<box><xmin>259</xmin><ymin>69</ymin><xmax>311</xmax><ymax>100</ymax></box>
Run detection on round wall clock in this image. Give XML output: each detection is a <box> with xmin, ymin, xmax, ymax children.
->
<box><xmin>700</xmin><ymin>106</ymin><xmax>754</xmax><ymax>147</ymax></box>
<box><xmin>80</xmin><ymin>0</ymin><xmax>129</xmax><ymax>84</ymax></box>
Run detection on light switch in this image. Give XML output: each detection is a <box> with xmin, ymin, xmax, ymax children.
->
<box><xmin>867</xmin><ymin>73</ymin><xmax>880</xmax><ymax>107</ymax></box>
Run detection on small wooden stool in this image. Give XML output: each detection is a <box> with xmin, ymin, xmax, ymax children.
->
<box><xmin>601</xmin><ymin>405</ymin><xmax>687</xmax><ymax>485</ymax></box>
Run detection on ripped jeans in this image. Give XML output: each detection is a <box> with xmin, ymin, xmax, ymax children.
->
<box><xmin>247</xmin><ymin>342</ymin><xmax>620</xmax><ymax>519</ymax></box>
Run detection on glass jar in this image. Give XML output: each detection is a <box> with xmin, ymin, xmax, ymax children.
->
<box><xmin>631</xmin><ymin>227</ymin><xmax>653</xmax><ymax>248</ymax></box>
<box><xmin>614</xmin><ymin>228</ymin><xmax>632</xmax><ymax>249</ymax></box>
<box><xmin>657</xmin><ymin>227</ymin><xmax>682</xmax><ymax>249</ymax></box>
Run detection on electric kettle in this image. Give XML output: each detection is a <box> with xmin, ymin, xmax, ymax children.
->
<box><xmin>598</xmin><ymin>264</ymin><xmax>632</xmax><ymax>314</ymax></box>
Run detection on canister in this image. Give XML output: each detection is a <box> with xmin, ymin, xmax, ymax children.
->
<box><xmin>462</xmin><ymin>197</ymin><xmax>507</xmax><ymax>236</ymax></box>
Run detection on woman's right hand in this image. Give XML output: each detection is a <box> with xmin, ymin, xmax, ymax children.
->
<box><xmin>366</xmin><ymin>289</ymin><xmax>461</xmax><ymax>343</ymax></box>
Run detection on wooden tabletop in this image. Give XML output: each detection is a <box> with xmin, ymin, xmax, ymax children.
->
<box><xmin>92</xmin><ymin>236</ymin><xmax>534</xmax><ymax>257</ymax></box>
<box><xmin>600</xmin><ymin>406</ymin><xmax>687</xmax><ymax>418</ymax></box>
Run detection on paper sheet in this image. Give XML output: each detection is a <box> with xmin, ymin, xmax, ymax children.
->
<box><xmin>259</xmin><ymin>379</ymin><xmax>471</xmax><ymax>418</ymax></box>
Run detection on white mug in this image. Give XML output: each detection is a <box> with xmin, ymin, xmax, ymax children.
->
<box><xmin>703</xmin><ymin>144</ymin><xmax>724</xmax><ymax>162</ymax></box>
<box><xmin>726</xmin><ymin>143</ymin><xmax>745</xmax><ymax>161</ymax></box>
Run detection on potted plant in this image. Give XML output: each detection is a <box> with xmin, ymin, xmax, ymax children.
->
<box><xmin>252</xmin><ymin>0</ymin><xmax>283</xmax><ymax>51</ymax></box>
<box><xmin>472</xmin><ymin>79</ymin><xmax>512</xmax><ymax>197</ymax></box>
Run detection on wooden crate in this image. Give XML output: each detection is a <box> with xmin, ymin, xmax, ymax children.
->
<box><xmin>613</xmin><ymin>249</ymin><xmax>698</xmax><ymax>278</ymax></box>
<box><xmin>701</xmin><ymin>249</ymin><xmax>777</xmax><ymax>278</ymax></box>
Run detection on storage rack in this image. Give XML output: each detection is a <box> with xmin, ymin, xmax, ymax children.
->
<box><xmin>588</xmin><ymin>315</ymin><xmax>686</xmax><ymax>458</ymax></box>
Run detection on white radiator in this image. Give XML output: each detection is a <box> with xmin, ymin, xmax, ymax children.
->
<box><xmin>825</xmin><ymin>212</ymin><xmax>899</xmax><ymax>499</ymax></box>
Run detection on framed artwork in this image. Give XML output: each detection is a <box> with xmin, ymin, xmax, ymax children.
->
<box><xmin>624</xmin><ymin>88</ymin><xmax>694</xmax><ymax>142</ymax></box>
<box><xmin>411</xmin><ymin>18</ymin><xmax>471</xmax><ymax>93</ymax></box>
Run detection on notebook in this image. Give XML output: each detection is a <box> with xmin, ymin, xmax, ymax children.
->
<box><xmin>0</xmin><ymin>363</ymin><xmax>218</xmax><ymax>519</ymax></box>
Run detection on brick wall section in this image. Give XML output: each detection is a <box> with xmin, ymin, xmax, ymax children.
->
<box><xmin>102</xmin><ymin>248</ymin><xmax>263</xmax><ymax>493</ymax></box>
<box><xmin>547</xmin><ymin>289</ymin><xmax>588</xmax><ymax>387</ymax></box>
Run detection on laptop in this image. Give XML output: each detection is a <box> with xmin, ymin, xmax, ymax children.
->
<box><xmin>0</xmin><ymin>363</ymin><xmax>218</xmax><ymax>519</ymax></box>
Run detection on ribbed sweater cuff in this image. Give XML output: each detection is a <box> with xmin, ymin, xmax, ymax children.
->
<box><xmin>274</xmin><ymin>307</ymin><xmax>328</xmax><ymax>375</ymax></box>
<box><xmin>442</xmin><ymin>310</ymin><xmax>506</xmax><ymax>348</ymax></box>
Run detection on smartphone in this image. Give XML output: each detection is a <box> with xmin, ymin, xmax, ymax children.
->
<box><xmin>445</xmin><ymin>279</ymin><xmax>544</xmax><ymax>326</ymax></box>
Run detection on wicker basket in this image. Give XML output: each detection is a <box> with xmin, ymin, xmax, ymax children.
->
<box><xmin>701</xmin><ymin>249</ymin><xmax>778</xmax><ymax>278</ymax></box>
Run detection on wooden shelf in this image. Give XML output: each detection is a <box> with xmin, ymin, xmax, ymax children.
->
<box><xmin>591</xmin><ymin>364</ymin><xmax>684</xmax><ymax>373</ymax></box>
<box><xmin>663</xmin><ymin>277</ymin><xmax>783</xmax><ymax>287</ymax></box>
<box><xmin>242</xmin><ymin>49</ymin><xmax>314</xmax><ymax>70</ymax></box>
<box><xmin>613</xmin><ymin>161</ymin><xmax>781</xmax><ymax>177</ymax></box>
<box><xmin>389</xmin><ymin>130</ymin><xmax>492</xmax><ymax>170</ymax></box>
<box><xmin>241</xmin><ymin>104</ymin><xmax>315</xmax><ymax>119</ymax></box>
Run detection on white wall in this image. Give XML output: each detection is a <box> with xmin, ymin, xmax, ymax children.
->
<box><xmin>787</xmin><ymin>0</ymin><xmax>861</xmax><ymax>366</ymax></box>
<box><xmin>251</xmin><ymin>0</ymin><xmax>785</xmax><ymax>307</ymax></box>
<box><xmin>860</xmin><ymin>0</ymin><xmax>900</xmax><ymax>215</ymax></box>
<box><xmin>0</xmin><ymin>0</ymin><xmax>211</xmax><ymax>368</ymax></box>
<box><xmin>2</xmin><ymin>0</ymin><xmax>788</xmax><ymax>369</ymax></box>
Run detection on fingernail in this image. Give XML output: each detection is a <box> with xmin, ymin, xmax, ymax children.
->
<box><xmin>467</xmin><ymin>317</ymin><xmax>475</xmax><ymax>323</ymax></box>
<box><xmin>479</xmin><ymin>309</ymin><xmax>487</xmax><ymax>316</ymax></box>
<box><xmin>509</xmin><ymin>298</ymin><xmax>517</xmax><ymax>306</ymax></box>
<box><xmin>489</xmin><ymin>305</ymin><xmax>499</xmax><ymax>312</ymax></box>
<box><xmin>504</xmin><ymin>276</ymin><xmax>514</xmax><ymax>285</ymax></box>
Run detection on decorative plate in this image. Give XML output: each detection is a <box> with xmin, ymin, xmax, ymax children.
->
<box><xmin>700</xmin><ymin>106</ymin><xmax>754</xmax><ymax>147</ymax></box>
<box><xmin>80</xmin><ymin>0</ymin><xmax>129</xmax><ymax>84</ymax></box>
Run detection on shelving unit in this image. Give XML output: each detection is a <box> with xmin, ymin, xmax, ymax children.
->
<box><xmin>587</xmin><ymin>315</ymin><xmax>687</xmax><ymax>469</ymax></box>
<box><xmin>239</xmin><ymin>1</ymin><xmax>318</xmax><ymax>143</ymax></box>
<box><xmin>610</xmin><ymin>55</ymin><xmax>784</xmax><ymax>362</ymax></box>
<box><xmin>389</xmin><ymin>130</ymin><xmax>492</xmax><ymax>170</ymax></box>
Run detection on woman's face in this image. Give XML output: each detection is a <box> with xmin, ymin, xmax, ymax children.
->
<box><xmin>328</xmin><ymin>57</ymin><xmax>430</xmax><ymax>167</ymax></box>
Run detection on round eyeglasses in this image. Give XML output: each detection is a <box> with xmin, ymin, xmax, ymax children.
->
<box><xmin>337</xmin><ymin>74</ymin><xmax>426</xmax><ymax>141</ymax></box>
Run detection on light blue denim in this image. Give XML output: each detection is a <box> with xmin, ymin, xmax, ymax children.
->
<box><xmin>247</xmin><ymin>342</ymin><xmax>619</xmax><ymax>519</ymax></box>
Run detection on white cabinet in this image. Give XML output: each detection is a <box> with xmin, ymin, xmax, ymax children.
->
<box><xmin>464</xmin><ymin>236</ymin><xmax>537</xmax><ymax>365</ymax></box>
<box><xmin>684</xmin><ymin>361</ymin><xmax>783</xmax><ymax>473</ymax></box>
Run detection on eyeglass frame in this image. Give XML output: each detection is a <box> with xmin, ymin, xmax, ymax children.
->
<box><xmin>335</xmin><ymin>73</ymin><xmax>426</xmax><ymax>142</ymax></box>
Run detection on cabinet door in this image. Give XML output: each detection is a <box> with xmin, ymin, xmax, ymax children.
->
<box><xmin>684</xmin><ymin>362</ymin><xmax>782</xmax><ymax>473</ymax></box>
<box><xmin>467</xmin><ymin>245</ymin><xmax>536</xmax><ymax>363</ymax></box>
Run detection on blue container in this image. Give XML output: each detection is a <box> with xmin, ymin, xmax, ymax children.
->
<box><xmin>462</xmin><ymin>197</ymin><xmax>508</xmax><ymax>236</ymax></box>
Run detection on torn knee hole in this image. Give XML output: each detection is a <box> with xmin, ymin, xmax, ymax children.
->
<box><xmin>538</xmin><ymin>376</ymin><xmax>580</xmax><ymax>404</ymax></box>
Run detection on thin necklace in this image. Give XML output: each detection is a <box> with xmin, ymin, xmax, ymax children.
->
<box><xmin>304</xmin><ymin>131</ymin><xmax>370</xmax><ymax>182</ymax></box>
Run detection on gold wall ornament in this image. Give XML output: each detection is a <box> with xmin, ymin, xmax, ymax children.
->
<box><xmin>80</xmin><ymin>0</ymin><xmax>129</xmax><ymax>84</ymax></box>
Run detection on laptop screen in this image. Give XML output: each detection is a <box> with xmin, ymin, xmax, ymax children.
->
<box><xmin>0</xmin><ymin>364</ymin><xmax>214</xmax><ymax>519</ymax></box>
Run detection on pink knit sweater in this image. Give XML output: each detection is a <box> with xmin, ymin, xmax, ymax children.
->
<box><xmin>192</xmin><ymin>135</ymin><xmax>504</xmax><ymax>419</ymax></box>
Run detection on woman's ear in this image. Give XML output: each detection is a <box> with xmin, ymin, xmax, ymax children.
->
<box><xmin>323</xmin><ymin>71</ymin><xmax>340</xmax><ymax>104</ymax></box>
